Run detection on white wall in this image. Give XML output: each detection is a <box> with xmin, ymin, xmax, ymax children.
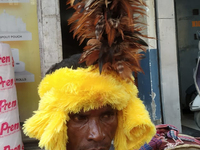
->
<box><xmin>37</xmin><ymin>0</ymin><xmax>62</xmax><ymax>77</ymax></box>
<box><xmin>155</xmin><ymin>0</ymin><xmax>182</xmax><ymax>131</ymax></box>
<box><xmin>146</xmin><ymin>0</ymin><xmax>157</xmax><ymax>49</ymax></box>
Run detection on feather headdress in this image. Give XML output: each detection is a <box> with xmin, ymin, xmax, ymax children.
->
<box><xmin>68</xmin><ymin>0</ymin><xmax>148</xmax><ymax>80</ymax></box>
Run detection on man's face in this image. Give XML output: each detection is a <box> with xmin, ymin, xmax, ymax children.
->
<box><xmin>67</xmin><ymin>105</ymin><xmax>118</xmax><ymax>150</ymax></box>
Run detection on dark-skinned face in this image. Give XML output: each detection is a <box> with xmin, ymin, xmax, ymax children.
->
<box><xmin>67</xmin><ymin>105</ymin><xmax>118</xmax><ymax>150</ymax></box>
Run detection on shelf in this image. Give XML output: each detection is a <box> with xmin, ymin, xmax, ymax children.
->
<box><xmin>0</xmin><ymin>32</ymin><xmax>32</xmax><ymax>41</ymax></box>
<box><xmin>0</xmin><ymin>0</ymin><xmax>29</xmax><ymax>3</ymax></box>
<box><xmin>15</xmin><ymin>70</ymin><xmax>35</xmax><ymax>83</ymax></box>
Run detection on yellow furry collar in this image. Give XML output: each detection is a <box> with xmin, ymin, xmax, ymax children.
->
<box><xmin>23</xmin><ymin>66</ymin><xmax>156</xmax><ymax>150</ymax></box>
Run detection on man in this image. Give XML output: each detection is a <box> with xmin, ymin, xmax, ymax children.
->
<box><xmin>23</xmin><ymin>55</ymin><xmax>155</xmax><ymax>150</ymax></box>
<box><xmin>23</xmin><ymin>0</ymin><xmax>156</xmax><ymax>149</ymax></box>
<box><xmin>46</xmin><ymin>54</ymin><xmax>116</xmax><ymax>150</ymax></box>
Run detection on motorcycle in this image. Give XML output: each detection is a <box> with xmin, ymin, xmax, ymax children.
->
<box><xmin>189</xmin><ymin>31</ymin><xmax>200</xmax><ymax>128</ymax></box>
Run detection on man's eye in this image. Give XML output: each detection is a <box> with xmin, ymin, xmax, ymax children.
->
<box><xmin>101</xmin><ymin>112</ymin><xmax>116</xmax><ymax>122</ymax></box>
<box><xmin>73</xmin><ymin>115</ymin><xmax>87</xmax><ymax>122</ymax></box>
<box><xmin>102</xmin><ymin>114</ymin><xmax>111</xmax><ymax>118</ymax></box>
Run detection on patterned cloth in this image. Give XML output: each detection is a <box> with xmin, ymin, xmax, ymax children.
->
<box><xmin>139</xmin><ymin>136</ymin><xmax>165</xmax><ymax>150</ymax></box>
<box><xmin>139</xmin><ymin>124</ymin><xmax>200</xmax><ymax>150</ymax></box>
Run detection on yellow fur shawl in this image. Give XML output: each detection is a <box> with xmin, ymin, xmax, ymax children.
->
<box><xmin>23</xmin><ymin>66</ymin><xmax>156</xmax><ymax>150</ymax></box>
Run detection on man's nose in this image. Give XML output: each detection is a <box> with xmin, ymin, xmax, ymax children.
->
<box><xmin>87</xmin><ymin>119</ymin><xmax>105</xmax><ymax>142</ymax></box>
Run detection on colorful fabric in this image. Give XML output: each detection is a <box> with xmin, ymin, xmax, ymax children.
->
<box><xmin>139</xmin><ymin>136</ymin><xmax>165</xmax><ymax>150</ymax></box>
<box><xmin>139</xmin><ymin>143</ymin><xmax>153</xmax><ymax>150</ymax></box>
<box><xmin>139</xmin><ymin>124</ymin><xmax>200</xmax><ymax>150</ymax></box>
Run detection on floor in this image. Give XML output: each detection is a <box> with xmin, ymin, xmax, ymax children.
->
<box><xmin>181</xmin><ymin>110</ymin><xmax>200</xmax><ymax>137</ymax></box>
<box><xmin>22</xmin><ymin>132</ymin><xmax>43</xmax><ymax>150</ymax></box>
<box><xmin>24</xmin><ymin>142</ymin><xmax>42</xmax><ymax>150</ymax></box>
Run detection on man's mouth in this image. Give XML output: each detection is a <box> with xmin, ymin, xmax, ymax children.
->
<box><xmin>88</xmin><ymin>147</ymin><xmax>107</xmax><ymax>150</ymax></box>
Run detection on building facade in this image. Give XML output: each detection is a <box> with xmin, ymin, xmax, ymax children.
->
<box><xmin>37</xmin><ymin>0</ymin><xmax>182</xmax><ymax>130</ymax></box>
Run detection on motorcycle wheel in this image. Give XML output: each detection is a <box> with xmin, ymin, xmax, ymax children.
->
<box><xmin>185</xmin><ymin>84</ymin><xmax>197</xmax><ymax>111</ymax></box>
<box><xmin>194</xmin><ymin>111</ymin><xmax>200</xmax><ymax>128</ymax></box>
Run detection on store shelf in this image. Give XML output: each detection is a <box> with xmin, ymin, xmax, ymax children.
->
<box><xmin>15</xmin><ymin>70</ymin><xmax>35</xmax><ymax>83</ymax></box>
<box><xmin>0</xmin><ymin>32</ymin><xmax>32</xmax><ymax>41</ymax></box>
<box><xmin>0</xmin><ymin>0</ymin><xmax>29</xmax><ymax>3</ymax></box>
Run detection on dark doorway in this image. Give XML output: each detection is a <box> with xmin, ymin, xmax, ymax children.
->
<box><xmin>59</xmin><ymin>0</ymin><xmax>86</xmax><ymax>59</ymax></box>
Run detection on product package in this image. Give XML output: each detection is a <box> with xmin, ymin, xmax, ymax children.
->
<box><xmin>0</xmin><ymin>42</ymin><xmax>24</xmax><ymax>150</ymax></box>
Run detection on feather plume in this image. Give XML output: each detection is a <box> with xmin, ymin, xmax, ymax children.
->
<box><xmin>68</xmin><ymin>0</ymin><xmax>148</xmax><ymax>81</ymax></box>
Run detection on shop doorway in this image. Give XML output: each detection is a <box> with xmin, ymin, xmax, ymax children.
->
<box><xmin>175</xmin><ymin>0</ymin><xmax>200</xmax><ymax>135</ymax></box>
<box><xmin>59</xmin><ymin>0</ymin><xmax>86</xmax><ymax>59</ymax></box>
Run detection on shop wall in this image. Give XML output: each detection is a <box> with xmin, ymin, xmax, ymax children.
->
<box><xmin>0</xmin><ymin>1</ymin><xmax>41</xmax><ymax>122</ymax></box>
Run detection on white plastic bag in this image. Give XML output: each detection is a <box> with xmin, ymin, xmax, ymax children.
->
<box><xmin>0</xmin><ymin>42</ymin><xmax>24</xmax><ymax>150</ymax></box>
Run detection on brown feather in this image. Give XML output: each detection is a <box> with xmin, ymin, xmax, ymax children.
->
<box><xmin>85</xmin><ymin>50</ymin><xmax>100</xmax><ymax>66</ymax></box>
<box><xmin>107</xmin><ymin>28</ymin><xmax>116</xmax><ymax>47</ymax></box>
<box><xmin>69</xmin><ymin>0</ymin><xmax>75</xmax><ymax>6</ymax></box>
<box><xmin>67</xmin><ymin>0</ymin><xmax>149</xmax><ymax>81</ymax></box>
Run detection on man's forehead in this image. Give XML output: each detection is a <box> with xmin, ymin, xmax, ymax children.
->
<box><xmin>71</xmin><ymin>105</ymin><xmax>116</xmax><ymax>115</ymax></box>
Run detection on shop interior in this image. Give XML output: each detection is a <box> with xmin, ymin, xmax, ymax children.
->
<box><xmin>175</xmin><ymin>0</ymin><xmax>200</xmax><ymax>136</ymax></box>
